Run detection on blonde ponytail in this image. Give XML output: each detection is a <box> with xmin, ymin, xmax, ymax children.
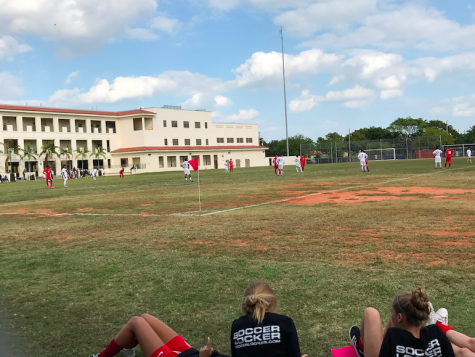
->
<box><xmin>242</xmin><ymin>282</ymin><xmax>277</xmax><ymax>324</ymax></box>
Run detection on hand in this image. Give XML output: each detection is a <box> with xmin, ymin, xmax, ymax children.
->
<box><xmin>199</xmin><ymin>337</ymin><xmax>214</xmax><ymax>357</ymax></box>
<box><xmin>302</xmin><ymin>355</ymin><xmax>309</xmax><ymax>357</ymax></box>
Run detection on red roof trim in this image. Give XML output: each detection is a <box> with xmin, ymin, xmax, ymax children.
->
<box><xmin>0</xmin><ymin>104</ymin><xmax>155</xmax><ymax>117</ymax></box>
<box><xmin>112</xmin><ymin>146</ymin><xmax>268</xmax><ymax>153</ymax></box>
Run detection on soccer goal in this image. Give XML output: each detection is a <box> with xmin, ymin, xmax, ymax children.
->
<box><xmin>364</xmin><ymin>148</ymin><xmax>396</xmax><ymax>161</ymax></box>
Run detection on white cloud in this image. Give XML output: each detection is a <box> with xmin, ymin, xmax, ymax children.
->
<box><xmin>124</xmin><ymin>28</ymin><xmax>159</xmax><ymax>41</ymax></box>
<box><xmin>430</xmin><ymin>106</ymin><xmax>446</xmax><ymax>115</ymax></box>
<box><xmin>149</xmin><ymin>14</ymin><xmax>182</xmax><ymax>34</ymax></box>
<box><xmin>380</xmin><ymin>89</ymin><xmax>403</xmax><ymax>99</ymax></box>
<box><xmin>0</xmin><ymin>72</ymin><xmax>24</xmax><ymax>98</ymax></box>
<box><xmin>65</xmin><ymin>71</ymin><xmax>79</xmax><ymax>85</ymax></box>
<box><xmin>224</xmin><ymin>109</ymin><xmax>260</xmax><ymax>122</ymax></box>
<box><xmin>453</xmin><ymin>103</ymin><xmax>475</xmax><ymax>117</ymax></box>
<box><xmin>214</xmin><ymin>95</ymin><xmax>232</xmax><ymax>107</ymax></box>
<box><xmin>326</xmin><ymin>85</ymin><xmax>374</xmax><ymax>101</ymax></box>
<box><xmin>0</xmin><ymin>0</ymin><xmax>158</xmax><ymax>57</ymax></box>
<box><xmin>0</xmin><ymin>35</ymin><xmax>32</xmax><ymax>61</ymax></box>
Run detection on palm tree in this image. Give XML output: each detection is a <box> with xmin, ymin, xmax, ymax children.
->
<box><xmin>39</xmin><ymin>141</ymin><xmax>60</xmax><ymax>172</ymax></box>
<box><xmin>75</xmin><ymin>147</ymin><xmax>90</xmax><ymax>170</ymax></box>
<box><xmin>1</xmin><ymin>140</ymin><xmax>20</xmax><ymax>179</ymax></box>
<box><xmin>59</xmin><ymin>146</ymin><xmax>73</xmax><ymax>169</ymax></box>
<box><xmin>20</xmin><ymin>144</ymin><xmax>38</xmax><ymax>173</ymax></box>
<box><xmin>90</xmin><ymin>145</ymin><xmax>107</xmax><ymax>169</ymax></box>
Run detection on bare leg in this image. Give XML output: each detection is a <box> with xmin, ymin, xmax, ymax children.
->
<box><xmin>447</xmin><ymin>330</ymin><xmax>475</xmax><ymax>353</ymax></box>
<box><xmin>141</xmin><ymin>314</ymin><xmax>179</xmax><ymax>344</ymax></box>
<box><xmin>361</xmin><ymin>308</ymin><xmax>384</xmax><ymax>357</ymax></box>
<box><xmin>451</xmin><ymin>344</ymin><xmax>475</xmax><ymax>357</ymax></box>
<box><xmin>113</xmin><ymin>316</ymin><xmax>166</xmax><ymax>357</ymax></box>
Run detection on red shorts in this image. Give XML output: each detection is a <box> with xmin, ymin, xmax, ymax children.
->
<box><xmin>446</xmin><ymin>158</ymin><xmax>452</xmax><ymax>162</ymax></box>
<box><xmin>151</xmin><ymin>336</ymin><xmax>193</xmax><ymax>357</ymax></box>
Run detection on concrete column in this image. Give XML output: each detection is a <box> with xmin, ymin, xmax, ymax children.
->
<box><xmin>142</xmin><ymin>117</ymin><xmax>145</xmax><ymax>131</ymax></box>
<box><xmin>86</xmin><ymin>119</ymin><xmax>92</xmax><ymax>133</ymax></box>
<box><xmin>53</xmin><ymin>117</ymin><xmax>59</xmax><ymax>133</ymax></box>
<box><xmin>101</xmin><ymin>120</ymin><xmax>106</xmax><ymax>135</ymax></box>
<box><xmin>35</xmin><ymin>117</ymin><xmax>41</xmax><ymax>133</ymax></box>
<box><xmin>17</xmin><ymin>116</ymin><xmax>23</xmax><ymax>132</ymax></box>
<box><xmin>17</xmin><ymin>138</ymin><xmax>25</xmax><ymax>173</ymax></box>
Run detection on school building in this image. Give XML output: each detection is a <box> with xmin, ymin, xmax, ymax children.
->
<box><xmin>0</xmin><ymin>104</ymin><xmax>268</xmax><ymax>176</ymax></box>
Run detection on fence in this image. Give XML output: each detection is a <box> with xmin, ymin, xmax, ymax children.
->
<box><xmin>300</xmin><ymin>136</ymin><xmax>442</xmax><ymax>163</ymax></box>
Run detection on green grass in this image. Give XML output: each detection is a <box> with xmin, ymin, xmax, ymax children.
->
<box><xmin>0</xmin><ymin>158</ymin><xmax>474</xmax><ymax>357</ymax></box>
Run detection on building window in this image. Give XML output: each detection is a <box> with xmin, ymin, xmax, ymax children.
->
<box><xmin>159</xmin><ymin>156</ymin><xmax>164</xmax><ymax>168</ymax></box>
<box><xmin>185</xmin><ymin>139</ymin><xmax>191</xmax><ymax>145</ymax></box>
<box><xmin>172</xmin><ymin>121</ymin><xmax>178</xmax><ymax>128</ymax></box>
<box><xmin>205</xmin><ymin>122</ymin><xmax>208</xmax><ymax>129</ymax></box>
<box><xmin>217</xmin><ymin>138</ymin><xmax>224</xmax><ymax>143</ymax></box>
<box><xmin>179</xmin><ymin>156</ymin><xmax>188</xmax><ymax>164</ymax></box>
<box><xmin>196</xmin><ymin>139</ymin><xmax>202</xmax><ymax>145</ymax></box>
<box><xmin>227</xmin><ymin>138</ymin><xmax>234</xmax><ymax>143</ymax></box>
<box><xmin>195</xmin><ymin>122</ymin><xmax>201</xmax><ymax>128</ymax></box>
<box><xmin>203</xmin><ymin>155</ymin><xmax>211</xmax><ymax>165</ymax></box>
<box><xmin>164</xmin><ymin>139</ymin><xmax>168</xmax><ymax>146</ymax></box>
<box><xmin>237</xmin><ymin>138</ymin><xmax>244</xmax><ymax>143</ymax></box>
<box><xmin>206</xmin><ymin>139</ymin><xmax>209</xmax><ymax>145</ymax></box>
<box><xmin>246</xmin><ymin>138</ymin><xmax>253</xmax><ymax>143</ymax></box>
<box><xmin>184</xmin><ymin>121</ymin><xmax>189</xmax><ymax>128</ymax></box>
<box><xmin>163</xmin><ymin>120</ymin><xmax>167</xmax><ymax>127</ymax></box>
<box><xmin>167</xmin><ymin>156</ymin><xmax>177</xmax><ymax>167</ymax></box>
<box><xmin>173</xmin><ymin>139</ymin><xmax>179</xmax><ymax>145</ymax></box>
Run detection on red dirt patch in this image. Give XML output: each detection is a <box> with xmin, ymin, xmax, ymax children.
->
<box><xmin>141</xmin><ymin>201</ymin><xmax>155</xmax><ymax>207</ymax></box>
<box><xmin>3</xmin><ymin>208</ymin><xmax>31</xmax><ymax>214</ymax></box>
<box><xmin>76</xmin><ymin>207</ymin><xmax>93</xmax><ymax>212</ymax></box>
<box><xmin>443</xmin><ymin>240</ymin><xmax>472</xmax><ymax>246</ymax></box>
<box><xmin>279</xmin><ymin>190</ymin><xmax>312</xmax><ymax>195</ymax></box>
<box><xmin>285</xmin><ymin>186</ymin><xmax>475</xmax><ymax>206</ymax></box>
<box><xmin>429</xmin><ymin>259</ymin><xmax>447</xmax><ymax>266</ymax></box>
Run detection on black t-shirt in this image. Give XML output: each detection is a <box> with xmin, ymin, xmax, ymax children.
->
<box><xmin>231</xmin><ymin>312</ymin><xmax>301</xmax><ymax>357</ymax></box>
<box><xmin>379</xmin><ymin>325</ymin><xmax>455</xmax><ymax>357</ymax></box>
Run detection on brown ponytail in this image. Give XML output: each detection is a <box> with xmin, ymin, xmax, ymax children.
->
<box><xmin>242</xmin><ymin>282</ymin><xmax>277</xmax><ymax>324</ymax></box>
<box><xmin>392</xmin><ymin>288</ymin><xmax>430</xmax><ymax>327</ymax></box>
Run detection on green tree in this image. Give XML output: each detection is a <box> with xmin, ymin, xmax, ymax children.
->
<box><xmin>90</xmin><ymin>145</ymin><xmax>107</xmax><ymax>169</ymax></box>
<box><xmin>265</xmin><ymin>134</ymin><xmax>314</xmax><ymax>157</ymax></box>
<box><xmin>60</xmin><ymin>146</ymin><xmax>73</xmax><ymax>164</ymax></box>
<box><xmin>39</xmin><ymin>141</ymin><xmax>60</xmax><ymax>168</ymax></box>
<box><xmin>464</xmin><ymin>126</ymin><xmax>475</xmax><ymax>144</ymax></box>
<box><xmin>75</xmin><ymin>147</ymin><xmax>90</xmax><ymax>170</ymax></box>
<box><xmin>20</xmin><ymin>144</ymin><xmax>38</xmax><ymax>173</ymax></box>
<box><xmin>422</xmin><ymin>127</ymin><xmax>455</xmax><ymax>145</ymax></box>
<box><xmin>388</xmin><ymin>117</ymin><xmax>427</xmax><ymax>137</ymax></box>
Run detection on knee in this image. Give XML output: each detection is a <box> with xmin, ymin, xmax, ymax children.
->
<box><xmin>467</xmin><ymin>339</ymin><xmax>475</xmax><ymax>353</ymax></box>
<box><xmin>128</xmin><ymin>316</ymin><xmax>146</xmax><ymax>327</ymax></box>
<box><xmin>363</xmin><ymin>307</ymin><xmax>381</xmax><ymax>320</ymax></box>
<box><xmin>141</xmin><ymin>313</ymin><xmax>152</xmax><ymax>320</ymax></box>
<box><xmin>458</xmin><ymin>348</ymin><xmax>472</xmax><ymax>357</ymax></box>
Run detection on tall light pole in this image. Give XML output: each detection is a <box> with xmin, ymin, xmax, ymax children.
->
<box><xmin>280</xmin><ymin>26</ymin><xmax>289</xmax><ymax>156</ymax></box>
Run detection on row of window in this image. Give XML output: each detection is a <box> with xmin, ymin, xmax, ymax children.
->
<box><xmin>163</xmin><ymin>120</ymin><xmax>208</xmax><ymax>129</ymax></box>
<box><xmin>217</xmin><ymin>138</ymin><xmax>253</xmax><ymax>144</ymax></box>
<box><xmin>159</xmin><ymin>155</ymin><xmax>212</xmax><ymax>168</ymax></box>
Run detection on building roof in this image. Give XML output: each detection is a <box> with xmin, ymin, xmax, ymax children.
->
<box><xmin>112</xmin><ymin>146</ymin><xmax>268</xmax><ymax>153</ymax></box>
<box><xmin>0</xmin><ymin>104</ymin><xmax>155</xmax><ymax>117</ymax></box>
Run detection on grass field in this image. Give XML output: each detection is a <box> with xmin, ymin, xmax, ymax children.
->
<box><xmin>1</xmin><ymin>158</ymin><xmax>475</xmax><ymax>357</ymax></box>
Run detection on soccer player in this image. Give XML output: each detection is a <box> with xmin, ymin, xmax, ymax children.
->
<box><xmin>43</xmin><ymin>165</ymin><xmax>54</xmax><ymax>188</ymax></box>
<box><xmin>61</xmin><ymin>165</ymin><xmax>68</xmax><ymax>188</ymax></box>
<box><xmin>229</xmin><ymin>159</ymin><xmax>234</xmax><ymax>172</ymax></box>
<box><xmin>358</xmin><ymin>150</ymin><xmax>366</xmax><ymax>172</ymax></box>
<box><xmin>433</xmin><ymin>146</ymin><xmax>443</xmax><ymax>169</ymax></box>
<box><xmin>273</xmin><ymin>155</ymin><xmax>278</xmax><ymax>175</ymax></box>
<box><xmin>364</xmin><ymin>151</ymin><xmax>369</xmax><ymax>172</ymax></box>
<box><xmin>181</xmin><ymin>158</ymin><xmax>193</xmax><ymax>182</ymax></box>
<box><xmin>467</xmin><ymin>147</ymin><xmax>472</xmax><ymax>163</ymax></box>
<box><xmin>300</xmin><ymin>155</ymin><xmax>306</xmax><ymax>172</ymax></box>
<box><xmin>294</xmin><ymin>155</ymin><xmax>302</xmax><ymax>173</ymax></box>
<box><xmin>119</xmin><ymin>167</ymin><xmax>125</xmax><ymax>178</ymax></box>
<box><xmin>276</xmin><ymin>154</ymin><xmax>285</xmax><ymax>176</ymax></box>
<box><xmin>224</xmin><ymin>160</ymin><xmax>229</xmax><ymax>173</ymax></box>
<box><xmin>92</xmin><ymin>168</ymin><xmax>98</xmax><ymax>182</ymax></box>
<box><xmin>445</xmin><ymin>147</ymin><xmax>454</xmax><ymax>169</ymax></box>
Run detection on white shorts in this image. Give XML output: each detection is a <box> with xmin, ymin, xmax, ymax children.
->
<box><xmin>435</xmin><ymin>158</ymin><xmax>441</xmax><ymax>163</ymax></box>
<box><xmin>63</xmin><ymin>177</ymin><xmax>68</xmax><ymax>181</ymax></box>
<box><xmin>296</xmin><ymin>164</ymin><xmax>301</xmax><ymax>168</ymax></box>
<box><xmin>360</xmin><ymin>160</ymin><xmax>366</xmax><ymax>166</ymax></box>
<box><xmin>278</xmin><ymin>164</ymin><xmax>284</xmax><ymax>170</ymax></box>
<box><xmin>184</xmin><ymin>169</ymin><xmax>190</xmax><ymax>175</ymax></box>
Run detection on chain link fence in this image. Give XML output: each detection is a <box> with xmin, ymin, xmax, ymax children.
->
<box><xmin>300</xmin><ymin>135</ymin><xmax>442</xmax><ymax>163</ymax></box>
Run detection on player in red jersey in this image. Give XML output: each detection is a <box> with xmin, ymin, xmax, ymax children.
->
<box><xmin>273</xmin><ymin>155</ymin><xmax>278</xmax><ymax>175</ymax></box>
<box><xmin>43</xmin><ymin>165</ymin><xmax>54</xmax><ymax>188</ymax></box>
<box><xmin>229</xmin><ymin>159</ymin><xmax>234</xmax><ymax>172</ymax></box>
<box><xmin>300</xmin><ymin>155</ymin><xmax>306</xmax><ymax>172</ymax></box>
<box><xmin>445</xmin><ymin>148</ymin><xmax>454</xmax><ymax>169</ymax></box>
<box><xmin>119</xmin><ymin>167</ymin><xmax>125</xmax><ymax>178</ymax></box>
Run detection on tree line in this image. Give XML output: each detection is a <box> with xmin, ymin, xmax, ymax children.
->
<box><xmin>262</xmin><ymin>117</ymin><xmax>475</xmax><ymax>157</ymax></box>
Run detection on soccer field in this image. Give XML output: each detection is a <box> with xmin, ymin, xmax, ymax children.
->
<box><xmin>1</xmin><ymin>159</ymin><xmax>475</xmax><ymax>357</ymax></box>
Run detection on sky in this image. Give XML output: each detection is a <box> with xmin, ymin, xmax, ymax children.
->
<box><xmin>1</xmin><ymin>0</ymin><xmax>475</xmax><ymax>141</ymax></box>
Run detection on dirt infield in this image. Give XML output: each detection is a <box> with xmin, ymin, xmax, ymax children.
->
<box><xmin>285</xmin><ymin>186</ymin><xmax>475</xmax><ymax>205</ymax></box>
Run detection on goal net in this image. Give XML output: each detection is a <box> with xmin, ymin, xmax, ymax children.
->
<box><xmin>364</xmin><ymin>148</ymin><xmax>396</xmax><ymax>161</ymax></box>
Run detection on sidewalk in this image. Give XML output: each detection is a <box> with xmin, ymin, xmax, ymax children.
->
<box><xmin>0</xmin><ymin>302</ymin><xmax>29</xmax><ymax>357</ymax></box>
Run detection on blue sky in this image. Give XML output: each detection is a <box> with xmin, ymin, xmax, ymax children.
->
<box><xmin>1</xmin><ymin>0</ymin><xmax>475</xmax><ymax>141</ymax></box>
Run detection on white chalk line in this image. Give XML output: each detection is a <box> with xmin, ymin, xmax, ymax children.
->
<box><xmin>0</xmin><ymin>165</ymin><xmax>473</xmax><ymax>218</ymax></box>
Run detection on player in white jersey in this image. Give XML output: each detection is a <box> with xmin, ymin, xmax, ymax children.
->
<box><xmin>276</xmin><ymin>154</ymin><xmax>285</xmax><ymax>176</ymax></box>
<box><xmin>294</xmin><ymin>156</ymin><xmax>302</xmax><ymax>173</ymax></box>
<box><xmin>467</xmin><ymin>147</ymin><xmax>472</xmax><ymax>163</ymax></box>
<box><xmin>61</xmin><ymin>165</ymin><xmax>68</xmax><ymax>187</ymax></box>
<box><xmin>181</xmin><ymin>159</ymin><xmax>193</xmax><ymax>182</ymax></box>
<box><xmin>358</xmin><ymin>150</ymin><xmax>367</xmax><ymax>172</ymax></box>
<box><xmin>224</xmin><ymin>160</ymin><xmax>229</xmax><ymax>173</ymax></box>
<box><xmin>92</xmin><ymin>168</ymin><xmax>98</xmax><ymax>181</ymax></box>
<box><xmin>433</xmin><ymin>146</ymin><xmax>443</xmax><ymax>169</ymax></box>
